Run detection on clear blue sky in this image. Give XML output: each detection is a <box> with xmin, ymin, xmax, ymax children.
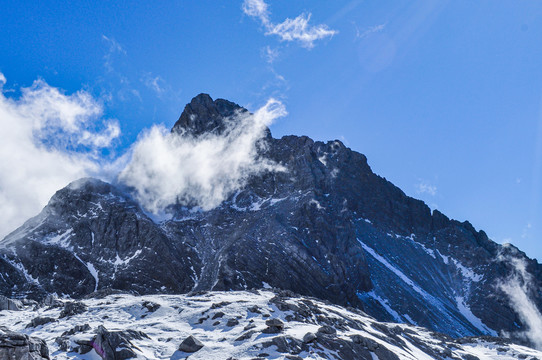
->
<box><xmin>1</xmin><ymin>1</ymin><xmax>541</xmax><ymax>261</ymax></box>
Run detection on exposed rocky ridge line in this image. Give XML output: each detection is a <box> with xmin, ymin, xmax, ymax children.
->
<box><xmin>0</xmin><ymin>94</ymin><xmax>541</xmax><ymax>346</ymax></box>
<box><xmin>2</xmin><ymin>290</ymin><xmax>542</xmax><ymax>360</ymax></box>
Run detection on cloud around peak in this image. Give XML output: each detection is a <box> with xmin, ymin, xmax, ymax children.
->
<box><xmin>0</xmin><ymin>74</ymin><xmax>288</xmax><ymax>238</ymax></box>
<box><xmin>242</xmin><ymin>0</ymin><xmax>337</xmax><ymax>48</ymax></box>
<box><xmin>118</xmin><ymin>98</ymin><xmax>287</xmax><ymax>214</ymax></box>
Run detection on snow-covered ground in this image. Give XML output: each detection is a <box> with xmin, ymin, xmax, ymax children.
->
<box><xmin>1</xmin><ymin>290</ymin><xmax>541</xmax><ymax>360</ymax></box>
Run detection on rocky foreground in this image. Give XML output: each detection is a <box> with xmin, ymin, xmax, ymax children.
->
<box><xmin>1</xmin><ymin>290</ymin><xmax>541</xmax><ymax>360</ymax></box>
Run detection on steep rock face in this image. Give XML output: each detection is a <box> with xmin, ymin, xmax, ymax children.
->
<box><xmin>1</xmin><ymin>94</ymin><xmax>541</xmax><ymax>344</ymax></box>
<box><xmin>0</xmin><ymin>178</ymin><xmax>199</xmax><ymax>298</ymax></box>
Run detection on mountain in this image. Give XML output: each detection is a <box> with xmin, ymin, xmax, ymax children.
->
<box><xmin>1</xmin><ymin>94</ymin><xmax>541</xmax><ymax>348</ymax></box>
<box><xmin>3</xmin><ymin>290</ymin><xmax>542</xmax><ymax>360</ymax></box>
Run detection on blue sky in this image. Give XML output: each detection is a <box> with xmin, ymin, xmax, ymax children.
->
<box><xmin>1</xmin><ymin>1</ymin><xmax>541</xmax><ymax>261</ymax></box>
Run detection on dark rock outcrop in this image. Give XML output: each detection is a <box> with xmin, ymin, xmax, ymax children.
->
<box><xmin>179</xmin><ymin>335</ymin><xmax>204</xmax><ymax>353</ymax></box>
<box><xmin>0</xmin><ymin>326</ymin><xmax>49</xmax><ymax>359</ymax></box>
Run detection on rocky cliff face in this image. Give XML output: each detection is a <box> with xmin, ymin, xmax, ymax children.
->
<box><xmin>1</xmin><ymin>94</ymin><xmax>541</xmax><ymax>346</ymax></box>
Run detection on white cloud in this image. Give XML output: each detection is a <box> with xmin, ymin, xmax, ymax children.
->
<box><xmin>243</xmin><ymin>0</ymin><xmax>337</xmax><ymax>48</ymax></box>
<box><xmin>262</xmin><ymin>45</ymin><xmax>280</xmax><ymax>64</ymax></box>
<box><xmin>0</xmin><ymin>74</ymin><xmax>120</xmax><ymax>239</ymax></box>
<box><xmin>141</xmin><ymin>73</ymin><xmax>166</xmax><ymax>96</ymax></box>
<box><xmin>356</xmin><ymin>22</ymin><xmax>387</xmax><ymax>39</ymax></box>
<box><xmin>416</xmin><ymin>181</ymin><xmax>437</xmax><ymax>196</ymax></box>
<box><xmin>118</xmin><ymin>99</ymin><xmax>287</xmax><ymax>214</ymax></box>
<box><xmin>102</xmin><ymin>35</ymin><xmax>126</xmax><ymax>73</ymax></box>
<box><xmin>498</xmin><ymin>252</ymin><xmax>542</xmax><ymax>350</ymax></box>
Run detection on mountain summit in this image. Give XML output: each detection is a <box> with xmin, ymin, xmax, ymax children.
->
<box><xmin>172</xmin><ymin>93</ymin><xmax>248</xmax><ymax>136</ymax></box>
<box><xmin>1</xmin><ymin>94</ymin><xmax>541</xmax><ymax>349</ymax></box>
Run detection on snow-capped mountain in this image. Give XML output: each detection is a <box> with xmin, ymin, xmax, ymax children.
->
<box><xmin>1</xmin><ymin>94</ymin><xmax>541</xmax><ymax>354</ymax></box>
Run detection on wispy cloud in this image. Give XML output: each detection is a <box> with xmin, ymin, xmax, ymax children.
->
<box><xmin>261</xmin><ymin>45</ymin><xmax>280</xmax><ymax>64</ymax></box>
<box><xmin>102</xmin><ymin>35</ymin><xmax>126</xmax><ymax>73</ymax></box>
<box><xmin>416</xmin><ymin>180</ymin><xmax>437</xmax><ymax>196</ymax></box>
<box><xmin>498</xmin><ymin>250</ymin><xmax>542</xmax><ymax>350</ymax></box>
<box><xmin>0</xmin><ymin>73</ymin><xmax>120</xmax><ymax>239</ymax></box>
<box><xmin>141</xmin><ymin>73</ymin><xmax>166</xmax><ymax>97</ymax></box>
<box><xmin>242</xmin><ymin>0</ymin><xmax>337</xmax><ymax>48</ymax></box>
<box><xmin>356</xmin><ymin>22</ymin><xmax>387</xmax><ymax>39</ymax></box>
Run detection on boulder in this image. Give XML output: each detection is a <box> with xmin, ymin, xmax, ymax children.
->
<box><xmin>262</xmin><ymin>318</ymin><xmax>284</xmax><ymax>334</ymax></box>
<box><xmin>25</xmin><ymin>316</ymin><xmax>56</xmax><ymax>328</ymax></box>
<box><xmin>302</xmin><ymin>332</ymin><xmax>317</xmax><ymax>343</ymax></box>
<box><xmin>59</xmin><ymin>301</ymin><xmax>87</xmax><ymax>318</ymax></box>
<box><xmin>0</xmin><ymin>326</ymin><xmax>49</xmax><ymax>359</ymax></box>
<box><xmin>91</xmin><ymin>325</ymin><xmax>147</xmax><ymax>360</ymax></box>
<box><xmin>0</xmin><ymin>295</ymin><xmax>22</xmax><ymax>311</ymax></box>
<box><xmin>179</xmin><ymin>335</ymin><xmax>204</xmax><ymax>353</ymax></box>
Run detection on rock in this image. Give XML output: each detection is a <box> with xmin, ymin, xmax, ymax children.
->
<box><xmin>61</xmin><ymin>323</ymin><xmax>91</xmax><ymax>336</ymax></box>
<box><xmin>263</xmin><ymin>336</ymin><xmax>303</xmax><ymax>354</ymax></box>
<box><xmin>0</xmin><ymin>326</ymin><xmax>49</xmax><ymax>359</ymax></box>
<box><xmin>142</xmin><ymin>300</ymin><xmax>160</xmax><ymax>312</ymax></box>
<box><xmin>179</xmin><ymin>335</ymin><xmax>204</xmax><ymax>353</ymax></box>
<box><xmin>0</xmin><ymin>295</ymin><xmax>22</xmax><ymax>311</ymax></box>
<box><xmin>91</xmin><ymin>325</ymin><xmax>146</xmax><ymax>360</ymax></box>
<box><xmin>41</xmin><ymin>294</ymin><xmax>62</xmax><ymax>308</ymax></box>
<box><xmin>55</xmin><ymin>336</ymin><xmax>70</xmax><ymax>352</ymax></box>
<box><xmin>59</xmin><ymin>301</ymin><xmax>87</xmax><ymax>318</ymax></box>
<box><xmin>317</xmin><ymin>325</ymin><xmax>337</xmax><ymax>336</ymax></box>
<box><xmin>212</xmin><ymin>311</ymin><xmax>225</xmax><ymax>319</ymax></box>
<box><xmin>302</xmin><ymin>332</ymin><xmax>317</xmax><ymax>343</ymax></box>
<box><xmin>244</xmin><ymin>323</ymin><xmax>256</xmax><ymax>331</ymax></box>
<box><xmin>262</xmin><ymin>318</ymin><xmax>284</xmax><ymax>334</ymax></box>
<box><xmin>248</xmin><ymin>305</ymin><xmax>261</xmax><ymax>314</ymax></box>
<box><xmin>226</xmin><ymin>318</ymin><xmax>239</xmax><ymax>327</ymax></box>
<box><xmin>235</xmin><ymin>330</ymin><xmax>256</xmax><ymax>342</ymax></box>
<box><xmin>26</xmin><ymin>316</ymin><xmax>56</xmax><ymax>328</ymax></box>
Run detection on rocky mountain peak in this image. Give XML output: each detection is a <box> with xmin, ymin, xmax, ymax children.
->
<box><xmin>171</xmin><ymin>93</ymin><xmax>248</xmax><ymax>136</ymax></box>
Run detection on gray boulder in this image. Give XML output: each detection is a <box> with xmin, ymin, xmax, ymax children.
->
<box><xmin>0</xmin><ymin>326</ymin><xmax>49</xmax><ymax>359</ymax></box>
<box><xmin>179</xmin><ymin>335</ymin><xmax>204</xmax><ymax>353</ymax></box>
<box><xmin>0</xmin><ymin>295</ymin><xmax>22</xmax><ymax>311</ymax></box>
<box><xmin>59</xmin><ymin>301</ymin><xmax>87</xmax><ymax>318</ymax></box>
<box><xmin>91</xmin><ymin>325</ymin><xmax>147</xmax><ymax>360</ymax></box>
<box><xmin>25</xmin><ymin>316</ymin><xmax>56</xmax><ymax>328</ymax></box>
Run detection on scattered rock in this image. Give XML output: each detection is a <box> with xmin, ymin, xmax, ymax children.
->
<box><xmin>91</xmin><ymin>325</ymin><xmax>146</xmax><ymax>360</ymax></box>
<box><xmin>59</xmin><ymin>301</ymin><xmax>87</xmax><ymax>318</ymax></box>
<box><xmin>226</xmin><ymin>318</ymin><xmax>240</xmax><ymax>327</ymax></box>
<box><xmin>303</xmin><ymin>332</ymin><xmax>317</xmax><ymax>343</ymax></box>
<box><xmin>41</xmin><ymin>294</ymin><xmax>62</xmax><ymax>308</ymax></box>
<box><xmin>212</xmin><ymin>311</ymin><xmax>225</xmax><ymax>319</ymax></box>
<box><xmin>244</xmin><ymin>323</ymin><xmax>256</xmax><ymax>331</ymax></box>
<box><xmin>179</xmin><ymin>335</ymin><xmax>204</xmax><ymax>353</ymax></box>
<box><xmin>61</xmin><ymin>323</ymin><xmax>91</xmax><ymax>336</ymax></box>
<box><xmin>317</xmin><ymin>325</ymin><xmax>337</xmax><ymax>336</ymax></box>
<box><xmin>248</xmin><ymin>305</ymin><xmax>261</xmax><ymax>314</ymax></box>
<box><xmin>263</xmin><ymin>335</ymin><xmax>304</xmax><ymax>354</ymax></box>
<box><xmin>211</xmin><ymin>301</ymin><xmax>231</xmax><ymax>309</ymax></box>
<box><xmin>142</xmin><ymin>300</ymin><xmax>160</xmax><ymax>312</ymax></box>
<box><xmin>26</xmin><ymin>316</ymin><xmax>56</xmax><ymax>328</ymax></box>
<box><xmin>55</xmin><ymin>336</ymin><xmax>71</xmax><ymax>352</ymax></box>
<box><xmin>235</xmin><ymin>330</ymin><xmax>256</xmax><ymax>342</ymax></box>
<box><xmin>262</xmin><ymin>318</ymin><xmax>284</xmax><ymax>333</ymax></box>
